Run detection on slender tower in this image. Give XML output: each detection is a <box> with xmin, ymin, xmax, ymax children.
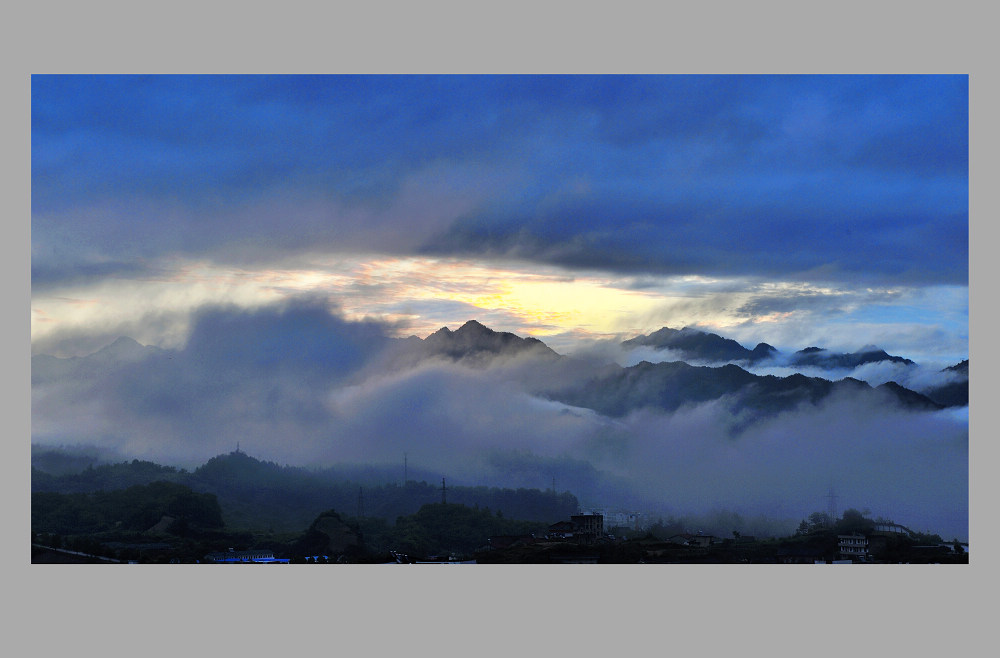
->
<box><xmin>826</xmin><ymin>487</ymin><xmax>839</xmax><ymax>524</ymax></box>
<box><xmin>441</xmin><ymin>477</ymin><xmax>447</xmax><ymax>505</ymax></box>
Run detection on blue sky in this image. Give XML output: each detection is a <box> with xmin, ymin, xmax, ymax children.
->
<box><xmin>31</xmin><ymin>75</ymin><xmax>968</xmax><ymax>362</ymax></box>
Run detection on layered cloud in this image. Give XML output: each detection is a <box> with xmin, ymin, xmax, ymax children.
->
<box><xmin>32</xmin><ymin>75</ymin><xmax>968</xmax><ymax>290</ymax></box>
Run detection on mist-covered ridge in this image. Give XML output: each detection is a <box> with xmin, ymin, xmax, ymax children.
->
<box><xmin>623</xmin><ymin>325</ymin><xmax>917</xmax><ymax>369</ymax></box>
<box><xmin>31</xmin><ymin>307</ymin><xmax>969</xmax><ymax>541</ymax></box>
<box><xmin>33</xmin><ymin>318</ymin><xmax>968</xmax><ymax>415</ymax></box>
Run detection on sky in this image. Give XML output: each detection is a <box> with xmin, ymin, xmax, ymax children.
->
<box><xmin>30</xmin><ymin>75</ymin><xmax>970</xmax><ymax>539</ymax></box>
<box><xmin>31</xmin><ymin>75</ymin><xmax>968</xmax><ymax>362</ymax></box>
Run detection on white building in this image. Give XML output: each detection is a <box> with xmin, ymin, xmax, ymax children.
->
<box><xmin>837</xmin><ymin>534</ymin><xmax>869</xmax><ymax>562</ymax></box>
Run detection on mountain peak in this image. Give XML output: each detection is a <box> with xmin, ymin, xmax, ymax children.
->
<box><xmin>622</xmin><ymin>326</ymin><xmax>768</xmax><ymax>363</ymax></box>
<box><xmin>421</xmin><ymin>320</ymin><xmax>556</xmax><ymax>363</ymax></box>
<box><xmin>91</xmin><ymin>336</ymin><xmax>160</xmax><ymax>362</ymax></box>
<box><xmin>944</xmin><ymin>360</ymin><xmax>969</xmax><ymax>375</ymax></box>
<box><xmin>456</xmin><ymin>319</ymin><xmax>490</xmax><ymax>334</ymax></box>
<box><xmin>98</xmin><ymin>336</ymin><xmax>143</xmax><ymax>353</ymax></box>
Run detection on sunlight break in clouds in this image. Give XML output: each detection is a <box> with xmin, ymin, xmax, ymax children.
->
<box><xmin>31</xmin><ymin>253</ymin><xmax>967</xmax><ymax>364</ymax></box>
<box><xmin>29</xmin><ymin>255</ymin><xmax>681</xmax><ymax>353</ymax></box>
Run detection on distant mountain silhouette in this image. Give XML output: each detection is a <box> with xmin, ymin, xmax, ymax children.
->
<box><xmin>548</xmin><ymin>359</ymin><xmax>942</xmax><ymax>422</ymax></box>
<box><xmin>921</xmin><ymin>360</ymin><xmax>970</xmax><ymax>407</ymax></box>
<box><xmin>622</xmin><ymin>326</ymin><xmax>916</xmax><ymax>370</ymax></box>
<box><xmin>418</xmin><ymin>319</ymin><xmax>559</xmax><ymax>365</ymax></box>
<box><xmin>31</xmin><ymin>322</ymin><xmax>965</xmax><ymax>429</ymax></box>
<box><xmin>789</xmin><ymin>345</ymin><xmax>914</xmax><ymax>369</ymax></box>
<box><xmin>32</xmin><ymin>337</ymin><xmax>166</xmax><ymax>385</ymax></box>
<box><xmin>945</xmin><ymin>359</ymin><xmax>969</xmax><ymax>375</ymax></box>
<box><xmin>622</xmin><ymin>326</ymin><xmax>775</xmax><ymax>364</ymax></box>
<box><xmin>875</xmin><ymin>381</ymin><xmax>944</xmax><ymax>410</ymax></box>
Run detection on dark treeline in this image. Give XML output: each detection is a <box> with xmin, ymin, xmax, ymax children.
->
<box><xmin>279</xmin><ymin>504</ymin><xmax>552</xmax><ymax>562</ymax></box>
<box><xmin>31</xmin><ymin>448</ymin><xmax>579</xmax><ymax>533</ymax></box>
<box><xmin>32</xmin><ymin>497</ymin><xmax>554</xmax><ymax>564</ymax></box>
<box><xmin>32</xmin><ymin>480</ymin><xmax>224</xmax><ymax>536</ymax></box>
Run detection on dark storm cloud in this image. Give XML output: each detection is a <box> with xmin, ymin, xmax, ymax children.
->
<box><xmin>32</xmin><ymin>75</ymin><xmax>967</xmax><ymax>287</ymax></box>
<box><xmin>425</xmin><ymin>186</ymin><xmax>966</xmax><ymax>284</ymax></box>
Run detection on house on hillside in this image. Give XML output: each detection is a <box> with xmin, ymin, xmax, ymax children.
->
<box><xmin>837</xmin><ymin>534</ymin><xmax>870</xmax><ymax>562</ymax></box>
<box><xmin>547</xmin><ymin>520</ymin><xmax>576</xmax><ymax>539</ymax></box>
<box><xmin>544</xmin><ymin>514</ymin><xmax>605</xmax><ymax>543</ymax></box>
<box><xmin>570</xmin><ymin>514</ymin><xmax>604</xmax><ymax>543</ymax></box>
<box><xmin>592</xmin><ymin>508</ymin><xmax>647</xmax><ymax>531</ymax></box>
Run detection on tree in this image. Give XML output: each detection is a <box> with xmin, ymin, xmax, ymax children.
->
<box><xmin>807</xmin><ymin>511</ymin><xmax>832</xmax><ymax>531</ymax></box>
<box><xmin>835</xmin><ymin>509</ymin><xmax>874</xmax><ymax>535</ymax></box>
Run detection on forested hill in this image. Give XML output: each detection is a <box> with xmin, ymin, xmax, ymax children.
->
<box><xmin>31</xmin><ymin>449</ymin><xmax>579</xmax><ymax>533</ymax></box>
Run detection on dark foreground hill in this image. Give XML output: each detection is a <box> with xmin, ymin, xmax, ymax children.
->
<box><xmin>32</xmin><ymin>449</ymin><xmax>580</xmax><ymax>534</ymax></box>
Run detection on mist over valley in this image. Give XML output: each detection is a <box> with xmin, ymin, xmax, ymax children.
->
<box><xmin>31</xmin><ymin>303</ymin><xmax>969</xmax><ymax>541</ymax></box>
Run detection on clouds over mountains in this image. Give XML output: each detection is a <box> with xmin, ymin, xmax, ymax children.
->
<box><xmin>31</xmin><ymin>299</ymin><xmax>968</xmax><ymax>539</ymax></box>
<box><xmin>30</xmin><ymin>75</ymin><xmax>968</xmax><ymax>540</ymax></box>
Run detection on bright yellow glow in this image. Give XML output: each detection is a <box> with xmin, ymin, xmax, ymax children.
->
<box><xmin>31</xmin><ymin>254</ymin><xmax>881</xmax><ymax>354</ymax></box>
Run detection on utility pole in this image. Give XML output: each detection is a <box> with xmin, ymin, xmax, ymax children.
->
<box><xmin>441</xmin><ymin>477</ymin><xmax>447</xmax><ymax>505</ymax></box>
<box><xmin>826</xmin><ymin>487</ymin><xmax>839</xmax><ymax>525</ymax></box>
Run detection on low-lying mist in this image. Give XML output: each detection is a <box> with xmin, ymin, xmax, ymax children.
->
<box><xmin>31</xmin><ymin>299</ymin><xmax>969</xmax><ymax>540</ymax></box>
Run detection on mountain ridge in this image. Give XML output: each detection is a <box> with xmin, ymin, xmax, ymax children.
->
<box><xmin>31</xmin><ymin>321</ymin><xmax>967</xmax><ymax>425</ymax></box>
<box><xmin>623</xmin><ymin>325</ymin><xmax>917</xmax><ymax>369</ymax></box>
<box><xmin>418</xmin><ymin>319</ymin><xmax>560</xmax><ymax>364</ymax></box>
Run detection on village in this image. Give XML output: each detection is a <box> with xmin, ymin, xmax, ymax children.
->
<box><xmin>183</xmin><ymin>508</ymin><xmax>968</xmax><ymax>565</ymax></box>
<box><xmin>474</xmin><ymin>510</ymin><xmax>969</xmax><ymax>564</ymax></box>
